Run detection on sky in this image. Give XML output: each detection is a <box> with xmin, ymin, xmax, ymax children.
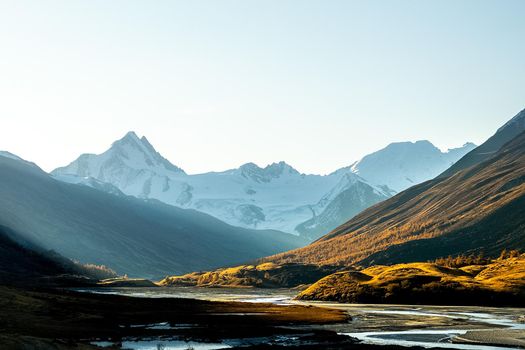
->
<box><xmin>1</xmin><ymin>1</ymin><xmax>524</xmax><ymax>175</ymax></box>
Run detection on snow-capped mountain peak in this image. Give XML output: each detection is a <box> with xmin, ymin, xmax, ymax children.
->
<box><xmin>312</xmin><ymin>172</ymin><xmax>391</xmax><ymax>213</ymax></box>
<box><xmin>350</xmin><ymin>140</ymin><xmax>476</xmax><ymax>192</ymax></box>
<box><xmin>237</xmin><ymin>161</ymin><xmax>300</xmax><ymax>183</ymax></box>
<box><xmin>52</xmin><ymin>132</ymin><xmax>185</xmax><ymax>197</ymax></box>
<box><xmin>51</xmin><ymin>133</ymin><xmax>474</xmax><ymax>238</ymax></box>
<box><xmin>109</xmin><ymin>131</ymin><xmax>185</xmax><ymax>174</ymax></box>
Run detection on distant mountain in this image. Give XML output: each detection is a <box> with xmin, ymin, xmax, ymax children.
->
<box><xmin>350</xmin><ymin>141</ymin><xmax>476</xmax><ymax>192</ymax></box>
<box><xmin>266</xmin><ymin>110</ymin><xmax>525</xmax><ymax>266</ymax></box>
<box><xmin>440</xmin><ymin>108</ymin><xmax>525</xmax><ymax>178</ymax></box>
<box><xmin>53</xmin><ymin>130</ymin><xmax>185</xmax><ymax>181</ymax></box>
<box><xmin>0</xmin><ymin>154</ymin><xmax>306</xmax><ymax>278</ymax></box>
<box><xmin>0</xmin><ymin>151</ymin><xmax>24</xmax><ymax>161</ymax></box>
<box><xmin>295</xmin><ymin>174</ymin><xmax>391</xmax><ymax>240</ymax></box>
<box><xmin>236</xmin><ymin>161</ymin><xmax>300</xmax><ymax>183</ymax></box>
<box><xmin>52</xmin><ymin>133</ymin><xmax>472</xmax><ymax>237</ymax></box>
<box><xmin>52</xmin><ymin>133</ymin><xmax>390</xmax><ymax>235</ymax></box>
<box><xmin>0</xmin><ymin>151</ymin><xmax>39</xmax><ymax>168</ymax></box>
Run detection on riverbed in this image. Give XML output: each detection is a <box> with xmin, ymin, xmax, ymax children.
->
<box><xmin>79</xmin><ymin>287</ymin><xmax>525</xmax><ymax>349</ymax></box>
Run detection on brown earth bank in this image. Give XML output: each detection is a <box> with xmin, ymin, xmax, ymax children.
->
<box><xmin>297</xmin><ymin>254</ymin><xmax>525</xmax><ymax>306</ymax></box>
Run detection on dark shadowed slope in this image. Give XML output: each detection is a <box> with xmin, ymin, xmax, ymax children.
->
<box><xmin>0</xmin><ymin>226</ymin><xmax>107</xmax><ymax>285</ymax></box>
<box><xmin>0</xmin><ymin>226</ymin><xmax>71</xmax><ymax>284</ymax></box>
<box><xmin>440</xmin><ymin>108</ymin><xmax>525</xmax><ymax>178</ymax></box>
<box><xmin>265</xmin><ymin>128</ymin><xmax>525</xmax><ymax>267</ymax></box>
<box><xmin>0</xmin><ymin>156</ymin><xmax>306</xmax><ymax>278</ymax></box>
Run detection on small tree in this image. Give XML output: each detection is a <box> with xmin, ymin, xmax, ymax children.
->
<box><xmin>509</xmin><ymin>249</ymin><xmax>520</xmax><ymax>258</ymax></box>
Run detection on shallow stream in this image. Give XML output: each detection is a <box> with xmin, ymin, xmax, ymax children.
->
<box><xmin>80</xmin><ymin>287</ymin><xmax>525</xmax><ymax>349</ymax></box>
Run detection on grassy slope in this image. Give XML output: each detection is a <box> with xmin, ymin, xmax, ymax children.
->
<box><xmin>159</xmin><ymin>262</ymin><xmax>342</xmax><ymax>288</ymax></box>
<box><xmin>264</xmin><ymin>131</ymin><xmax>525</xmax><ymax>267</ymax></box>
<box><xmin>297</xmin><ymin>254</ymin><xmax>525</xmax><ymax>306</ymax></box>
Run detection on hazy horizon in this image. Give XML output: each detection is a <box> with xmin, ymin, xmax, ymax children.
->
<box><xmin>1</xmin><ymin>1</ymin><xmax>524</xmax><ymax>174</ymax></box>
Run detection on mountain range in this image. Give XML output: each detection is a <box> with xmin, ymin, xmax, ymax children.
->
<box><xmin>0</xmin><ymin>155</ymin><xmax>305</xmax><ymax>278</ymax></box>
<box><xmin>0</xmin><ymin>117</ymin><xmax>481</xmax><ymax>279</ymax></box>
<box><xmin>266</xmin><ymin>108</ymin><xmax>525</xmax><ymax>266</ymax></box>
<box><xmin>51</xmin><ymin>132</ymin><xmax>474</xmax><ymax>239</ymax></box>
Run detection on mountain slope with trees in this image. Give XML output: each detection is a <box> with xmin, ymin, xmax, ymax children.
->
<box><xmin>265</xmin><ymin>111</ymin><xmax>525</xmax><ymax>267</ymax></box>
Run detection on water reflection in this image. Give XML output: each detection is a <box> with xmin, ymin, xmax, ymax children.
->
<box><xmin>80</xmin><ymin>287</ymin><xmax>525</xmax><ymax>349</ymax></box>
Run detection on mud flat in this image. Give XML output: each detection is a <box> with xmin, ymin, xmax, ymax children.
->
<box><xmin>453</xmin><ymin>329</ymin><xmax>525</xmax><ymax>348</ymax></box>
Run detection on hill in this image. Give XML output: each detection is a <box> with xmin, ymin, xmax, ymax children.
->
<box><xmin>297</xmin><ymin>253</ymin><xmax>525</xmax><ymax>306</ymax></box>
<box><xmin>265</xmin><ymin>112</ymin><xmax>525</xmax><ymax>266</ymax></box>
<box><xmin>0</xmin><ymin>155</ymin><xmax>306</xmax><ymax>278</ymax></box>
<box><xmin>159</xmin><ymin>262</ymin><xmax>342</xmax><ymax>288</ymax></box>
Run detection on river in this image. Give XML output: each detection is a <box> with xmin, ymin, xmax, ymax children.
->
<box><xmin>80</xmin><ymin>287</ymin><xmax>525</xmax><ymax>350</ymax></box>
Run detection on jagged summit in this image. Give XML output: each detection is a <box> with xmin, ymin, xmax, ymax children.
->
<box><xmin>52</xmin><ymin>131</ymin><xmax>185</xmax><ymax>191</ymax></box>
<box><xmin>238</xmin><ymin>161</ymin><xmax>300</xmax><ymax>183</ymax></box>
<box><xmin>109</xmin><ymin>131</ymin><xmax>183</xmax><ymax>172</ymax></box>
<box><xmin>121</xmin><ymin>130</ymin><xmax>140</xmax><ymax>141</ymax></box>
<box><xmin>388</xmin><ymin>140</ymin><xmax>437</xmax><ymax>149</ymax></box>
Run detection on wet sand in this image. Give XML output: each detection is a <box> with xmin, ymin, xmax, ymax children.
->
<box><xmin>453</xmin><ymin>329</ymin><xmax>525</xmax><ymax>348</ymax></box>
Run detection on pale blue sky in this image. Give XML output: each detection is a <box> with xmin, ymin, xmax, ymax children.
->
<box><xmin>1</xmin><ymin>1</ymin><xmax>524</xmax><ymax>174</ymax></box>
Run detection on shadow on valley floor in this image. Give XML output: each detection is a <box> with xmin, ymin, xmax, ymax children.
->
<box><xmin>0</xmin><ymin>286</ymin><xmax>442</xmax><ymax>350</ymax></box>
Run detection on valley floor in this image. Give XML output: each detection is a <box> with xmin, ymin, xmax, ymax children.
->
<box><xmin>0</xmin><ymin>286</ymin><xmax>419</xmax><ymax>350</ymax></box>
<box><xmin>3</xmin><ymin>285</ymin><xmax>525</xmax><ymax>350</ymax></box>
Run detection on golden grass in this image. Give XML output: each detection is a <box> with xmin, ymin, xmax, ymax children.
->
<box><xmin>297</xmin><ymin>254</ymin><xmax>525</xmax><ymax>306</ymax></box>
<box><xmin>159</xmin><ymin>263</ymin><xmax>341</xmax><ymax>288</ymax></box>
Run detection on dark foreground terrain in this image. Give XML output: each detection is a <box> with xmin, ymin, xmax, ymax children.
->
<box><xmin>0</xmin><ymin>286</ymin><xmax>444</xmax><ymax>350</ymax></box>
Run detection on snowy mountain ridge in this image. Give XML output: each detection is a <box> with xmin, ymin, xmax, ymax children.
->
<box><xmin>51</xmin><ymin>132</ymin><xmax>474</xmax><ymax>237</ymax></box>
<box><xmin>350</xmin><ymin>140</ymin><xmax>477</xmax><ymax>192</ymax></box>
